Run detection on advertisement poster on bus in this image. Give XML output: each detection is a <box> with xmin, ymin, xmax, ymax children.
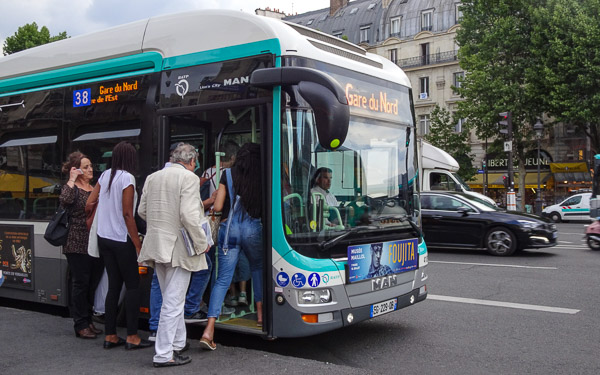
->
<box><xmin>0</xmin><ymin>225</ymin><xmax>34</xmax><ymax>290</ymax></box>
<box><xmin>347</xmin><ymin>238</ymin><xmax>418</xmax><ymax>283</ymax></box>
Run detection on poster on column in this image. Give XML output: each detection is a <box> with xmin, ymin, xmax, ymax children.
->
<box><xmin>0</xmin><ymin>225</ymin><xmax>34</xmax><ymax>290</ymax></box>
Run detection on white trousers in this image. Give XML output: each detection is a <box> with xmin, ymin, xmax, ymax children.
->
<box><xmin>153</xmin><ymin>263</ymin><xmax>191</xmax><ymax>363</ymax></box>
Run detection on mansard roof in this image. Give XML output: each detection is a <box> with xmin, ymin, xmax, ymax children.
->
<box><xmin>284</xmin><ymin>0</ymin><xmax>460</xmax><ymax>45</ymax></box>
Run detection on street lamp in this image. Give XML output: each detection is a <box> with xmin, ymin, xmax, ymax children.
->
<box><xmin>534</xmin><ymin>119</ymin><xmax>544</xmax><ymax>215</ymax></box>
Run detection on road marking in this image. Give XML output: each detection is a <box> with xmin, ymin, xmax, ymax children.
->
<box><xmin>429</xmin><ymin>261</ymin><xmax>557</xmax><ymax>269</ymax></box>
<box><xmin>559</xmin><ymin>241</ymin><xmax>572</xmax><ymax>244</ymax></box>
<box><xmin>428</xmin><ymin>294</ymin><xmax>580</xmax><ymax>314</ymax></box>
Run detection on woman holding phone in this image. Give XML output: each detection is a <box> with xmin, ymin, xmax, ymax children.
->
<box><xmin>59</xmin><ymin>151</ymin><xmax>104</xmax><ymax>339</ymax></box>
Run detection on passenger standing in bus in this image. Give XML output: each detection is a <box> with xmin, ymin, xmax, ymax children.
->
<box><xmin>59</xmin><ymin>152</ymin><xmax>104</xmax><ymax>339</ymax></box>
<box><xmin>200</xmin><ymin>143</ymin><xmax>263</xmax><ymax>351</ymax></box>
<box><xmin>86</xmin><ymin>141</ymin><xmax>150</xmax><ymax>350</ymax></box>
<box><xmin>137</xmin><ymin>143</ymin><xmax>209</xmax><ymax>367</ymax></box>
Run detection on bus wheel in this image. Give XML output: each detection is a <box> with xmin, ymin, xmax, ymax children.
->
<box><xmin>485</xmin><ymin>227</ymin><xmax>517</xmax><ymax>256</ymax></box>
<box><xmin>549</xmin><ymin>212</ymin><xmax>561</xmax><ymax>223</ymax></box>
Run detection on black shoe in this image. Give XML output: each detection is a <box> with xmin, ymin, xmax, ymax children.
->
<box><xmin>153</xmin><ymin>354</ymin><xmax>192</xmax><ymax>368</ymax></box>
<box><xmin>125</xmin><ymin>338</ymin><xmax>153</xmax><ymax>350</ymax></box>
<box><xmin>184</xmin><ymin>311</ymin><xmax>208</xmax><ymax>323</ymax></box>
<box><xmin>174</xmin><ymin>341</ymin><xmax>190</xmax><ymax>355</ymax></box>
<box><xmin>103</xmin><ymin>337</ymin><xmax>126</xmax><ymax>349</ymax></box>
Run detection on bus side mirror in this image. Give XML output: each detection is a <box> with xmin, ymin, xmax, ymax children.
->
<box><xmin>251</xmin><ymin>67</ymin><xmax>350</xmax><ymax>151</ymax></box>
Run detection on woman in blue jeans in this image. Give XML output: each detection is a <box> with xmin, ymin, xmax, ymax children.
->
<box><xmin>200</xmin><ymin>143</ymin><xmax>263</xmax><ymax>350</ymax></box>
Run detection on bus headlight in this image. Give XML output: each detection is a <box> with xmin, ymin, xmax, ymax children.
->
<box><xmin>298</xmin><ymin>289</ymin><xmax>332</xmax><ymax>304</ymax></box>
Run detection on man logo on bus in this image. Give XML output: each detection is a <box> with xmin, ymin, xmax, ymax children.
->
<box><xmin>175</xmin><ymin>78</ymin><xmax>189</xmax><ymax>99</ymax></box>
<box><xmin>308</xmin><ymin>273</ymin><xmax>320</xmax><ymax>288</ymax></box>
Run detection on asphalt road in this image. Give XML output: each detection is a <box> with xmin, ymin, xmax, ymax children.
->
<box><xmin>2</xmin><ymin>223</ymin><xmax>599</xmax><ymax>374</ymax></box>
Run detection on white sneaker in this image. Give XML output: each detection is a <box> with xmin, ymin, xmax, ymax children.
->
<box><xmin>237</xmin><ymin>292</ymin><xmax>248</xmax><ymax>306</ymax></box>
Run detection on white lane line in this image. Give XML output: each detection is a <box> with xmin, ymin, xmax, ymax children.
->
<box><xmin>428</xmin><ymin>294</ymin><xmax>580</xmax><ymax>314</ymax></box>
<box><xmin>429</xmin><ymin>261</ymin><xmax>557</xmax><ymax>270</ymax></box>
<box><xmin>559</xmin><ymin>241</ymin><xmax>573</xmax><ymax>244</ymax></box>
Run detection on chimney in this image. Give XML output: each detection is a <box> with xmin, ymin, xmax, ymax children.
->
<box><xmin>330</xmin><ymin>0</ymin><xmax>349</xmax><ymax>16</ymax></box>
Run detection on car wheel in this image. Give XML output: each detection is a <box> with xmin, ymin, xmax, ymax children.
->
<box><xmin>485</xmin><ymin>227</ymin><xmax>517</xmax><ymax>256</ymax></box>
<box><xmin>587</xmin><ymin>237</ymin><xmax>600</xmax><ymax>251</ymax></box>
<box><xmin>549</xmin><ymin>212</ymin><xmax>561</xmax><ymax>223</ymax></box>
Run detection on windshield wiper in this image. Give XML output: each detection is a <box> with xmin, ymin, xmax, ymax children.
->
<box><xmin>317</xmin><ymin>225</ymin><xmax>375</xmax><ymax>253</ymax></box>
<box><xmin>373</xmin><ymin>214</ymin><xmax>423</xmax><ymax>239</ymax></box>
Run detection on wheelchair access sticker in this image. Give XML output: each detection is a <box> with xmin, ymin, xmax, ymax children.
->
<box><xmin>291</xmin><ymin>273</ymin><xmax>306</xmax><ymax>288</ymax></box>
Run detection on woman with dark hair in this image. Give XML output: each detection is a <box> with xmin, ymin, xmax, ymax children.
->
<box><xmin>59</xmin><ymin>151</ymin><xmax>103</xmax><ymax>339</ymax></box>
<box><xmin>86</xmin><ymin>141</ymin><xmax>151</xmax><ymax>350</ymax></box>
<box><xmin>200</xmin><ymin>143</ymin><xmax>263</xmax><ymax>350</ymax></box>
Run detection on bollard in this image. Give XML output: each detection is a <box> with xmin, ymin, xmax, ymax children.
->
<box><xmin>507</xmin><ymin>191</ymin><xmax>516</xmax><ymax>211</ymax></box>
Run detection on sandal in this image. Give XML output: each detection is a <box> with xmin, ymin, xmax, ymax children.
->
<box><xmin>257</xmin><ymin>321</ymin><xmax>263</xmax><ymax>328</ymax></box>
<box><xmin>199</xmin><ymin>338</ymin><xmax>217</xmax><ymax>351</ymax></box>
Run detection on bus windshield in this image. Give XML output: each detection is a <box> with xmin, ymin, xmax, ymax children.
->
<box><xmin>281</xmin><ymin>107</ymin><xmax>417</xmax><ymax>250</ymax></box>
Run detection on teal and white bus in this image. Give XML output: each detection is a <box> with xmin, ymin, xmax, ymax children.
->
<box><xmin>0</xmin><ymin>10</ymin><xmax>428</xmax><ymax>338</ymax></box>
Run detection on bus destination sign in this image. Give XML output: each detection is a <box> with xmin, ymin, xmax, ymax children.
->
<box><xmin>73</xmin><ymin>80</ymin><xmax>140</xmax><ymax>107</ymax></box>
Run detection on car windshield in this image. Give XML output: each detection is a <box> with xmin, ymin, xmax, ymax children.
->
<box><xmin>462</xmin><ymin>195</ymin><xmax>499</xmax><ymax>211</ymax></box>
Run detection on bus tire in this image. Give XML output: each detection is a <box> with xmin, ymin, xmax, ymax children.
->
<box><xmin>549</xmin><ymin>212</ymin><xmax>561</xmax><ymax>223</ymax></box>
<box><xmin>485</xmin><ymin>227</ymin><xmax>517</xmax><ymax>256</ymax></box>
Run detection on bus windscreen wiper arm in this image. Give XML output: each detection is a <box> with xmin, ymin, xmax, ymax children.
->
<box><xmin>317</xmin><ymin>226</ymin><xmax>374</xmax><ymax>252</ymax></box>
<box><xmin>375</xmin><ymin>215</ymin><xmax>423</xmax><ymax>239</ymax></box>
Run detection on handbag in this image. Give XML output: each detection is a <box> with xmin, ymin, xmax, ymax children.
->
<box><xmin>208</xmin><ymin>210</ymin><xmax>220</xmax><ymax>245</ymax></box>
<box><xmin>85</xmin><ymin>198</ymin><xmax>98</xmax><ymax>231</ymax></box>
<box><xmin>44</xmin><ymin>186</ymin><xmax>79</xmax><ymax>247</ymax></box>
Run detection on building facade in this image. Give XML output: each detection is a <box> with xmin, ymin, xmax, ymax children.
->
<box><xmin>280</xmin><ymin>0</ymin><xmax>592</xmax><ymax>206</ymax></box>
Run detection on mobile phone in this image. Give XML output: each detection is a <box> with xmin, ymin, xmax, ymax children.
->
<box><xmin>76</xmin><ymin>169</ymin><xmax>83</xmax><ymax>174</ymax></box>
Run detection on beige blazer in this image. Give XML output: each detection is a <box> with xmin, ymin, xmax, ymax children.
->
<box><xmin>137</xmin><ymin>164</ymin><xmax>208</xmax><ymax>272</ymax></box>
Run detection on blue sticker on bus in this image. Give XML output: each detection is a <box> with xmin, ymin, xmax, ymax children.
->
<box><xmin>347</xmin><ymin>239</ymin><xmax>418</xmax><ymax>283</ymax></box>
<box><xmin>276</xmin><ymin>272</ymin><xmax>289</xmax><ymax>287</ymax></box>
<box><xmin>73</xmin><ymin>88</ymin><xmax>91</xmax><ymax>107</ymax></box>
<box><xmin>291</xmin><ymin>273</ymin><xmax>306</xmax><ymax>288</ymax></box>
<box><xmin>308</xmin><ymin>273</ymin><xmax>320</xmax><ymax>288</ymax></box>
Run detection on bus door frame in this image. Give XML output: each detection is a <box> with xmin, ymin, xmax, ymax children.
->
<box><xmin>156</xmin><ymin>99</ymin><xmax>273</xmax><ymax>337</ymax></box>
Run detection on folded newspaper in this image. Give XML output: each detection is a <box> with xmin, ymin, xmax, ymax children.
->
<box><xmin>180</xmin><ymin>220</ymin><xmax>214</xmax><ymax>257</ymax></box>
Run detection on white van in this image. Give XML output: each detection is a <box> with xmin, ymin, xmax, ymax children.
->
<box><xmin>420</xmin><ymin>142</ymin><xmax>497</xmax><ymax>206</ymax></box>
<box><xmin>542</xmin><ymin>192</ymin><xmax>591</xmax><ymax>222</ymax></box>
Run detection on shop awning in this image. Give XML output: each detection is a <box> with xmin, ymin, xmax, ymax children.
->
<box><xmin>466</xmin><ymin>172</ymin><xmax>552</xmax><ymax>189</ymax></box>
<box><xmin>550</xmin><ymin>162</ymin><xmax>589</xmax><ymax>173</ymax></box>
<box><xmin>554</xmin><ymin>172</ymin><xmax>592</xmax><ymax>183</ymax></box>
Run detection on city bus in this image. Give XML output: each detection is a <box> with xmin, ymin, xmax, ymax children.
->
<box><xmin>0</xmin><ymin>10</ymin><xmax>428</xmax><ymax>338</ymax></box>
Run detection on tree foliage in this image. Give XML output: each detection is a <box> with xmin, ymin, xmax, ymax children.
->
<box><xmin>529</xmin><ymin>0</ymin><xmax>600</xmax><ymax>154</ymax></box>
<box><xmin>455</xmin><ymin>0</ymin><xmax>545</xmax><ymax>208</ymax></box>
<box><xmin>3</xmin><ymin>22</ymin><xmax>68</xmax><ymax>56</ymax></box>
<box><xmin>424</xmin><ymin>105</ymin><xmax>477</xmax><ymax>181</ymax></box>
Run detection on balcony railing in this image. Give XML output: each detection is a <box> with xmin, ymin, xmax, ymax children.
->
<box><xmin>397</xmin><ymin>50</ymin><xmax>458</xmax><ymax>69</ymax></box>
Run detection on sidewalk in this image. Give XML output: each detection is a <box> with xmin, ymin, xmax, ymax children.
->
<box><xmin>0</xmin><ymin>306</ymin><xmax>363</xmax><ymax>375</ymax></box>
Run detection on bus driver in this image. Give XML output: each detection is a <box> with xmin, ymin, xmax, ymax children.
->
<box><xmin>310</xmin><ymin>167</ymin><xmax>338</xmax><ymax>207</ymax></box>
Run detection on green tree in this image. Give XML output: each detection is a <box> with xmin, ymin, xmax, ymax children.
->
<box><xmin>529</xmin><ymin>0</ymin><xmax>600</xmax><ymax>154</ymax></box>
<box><xmin>424</xmin><ymin>105</ymin><xmax>477</xmax><ymax>181</ymax></box>
<box><xmin>455</xmin><ymin>0</ymin><xmax>544</xmax><ymax>210</ymax></box>
<box><xmin>3</xmin><ymin>22</ymin><xmax>68</xmax><ymax>56</ymax></box>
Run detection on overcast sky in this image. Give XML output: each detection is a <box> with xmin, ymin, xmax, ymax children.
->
<box><xmin>0</xmin><ymin>0</ymin><xmax>328</xmax><ymax>49</ymax></box>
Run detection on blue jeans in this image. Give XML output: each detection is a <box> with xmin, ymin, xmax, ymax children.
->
<box><xmin>149</xmin><ymin>256</ymin><xmax>213</xmax><ymax>331</ymax></box>
<box><xmin>207</xmin><ymin>217</ymin><xmax>263</xmax><ymax>318</ymax></box>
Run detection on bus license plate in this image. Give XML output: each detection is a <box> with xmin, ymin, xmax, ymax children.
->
<box><xmin>370</xmin><ymin>298</ymin><xmax>398</xmax><ymax>318</ymax></box>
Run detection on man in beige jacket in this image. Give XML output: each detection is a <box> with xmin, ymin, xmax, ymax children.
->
<box><xmin>138</xmin><ymin>143</ymin><xmax>208</xmax><ymax>367</ymax></box>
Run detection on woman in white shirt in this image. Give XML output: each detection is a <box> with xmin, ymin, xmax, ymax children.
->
<box><xmin>86</xmin><ymin>141</ymin><xmax>150</xmax><ymax>350</ymax></box>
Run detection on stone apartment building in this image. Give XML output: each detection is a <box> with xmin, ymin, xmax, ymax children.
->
<box><xmin>277</xmin><ymin>0</ymin><xmax>592</xmax><ymax>205</ymax></box>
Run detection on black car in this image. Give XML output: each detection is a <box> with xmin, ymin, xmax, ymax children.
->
<box><xmin>420</xmin><ymin>191</ymin><xmax>557</xmax><ymax>256</ymax></box>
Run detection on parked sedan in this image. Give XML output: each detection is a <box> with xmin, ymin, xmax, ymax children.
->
<box><xmin>420</xmin><ymin>191</ymin><xmax>557</xmax><ymax>256</ymax></box>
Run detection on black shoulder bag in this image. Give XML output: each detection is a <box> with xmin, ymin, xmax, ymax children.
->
<box><xmin>44</xmin><ymin>186</ymin><xmax>79</xmax><ymax>247</ymax></box>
